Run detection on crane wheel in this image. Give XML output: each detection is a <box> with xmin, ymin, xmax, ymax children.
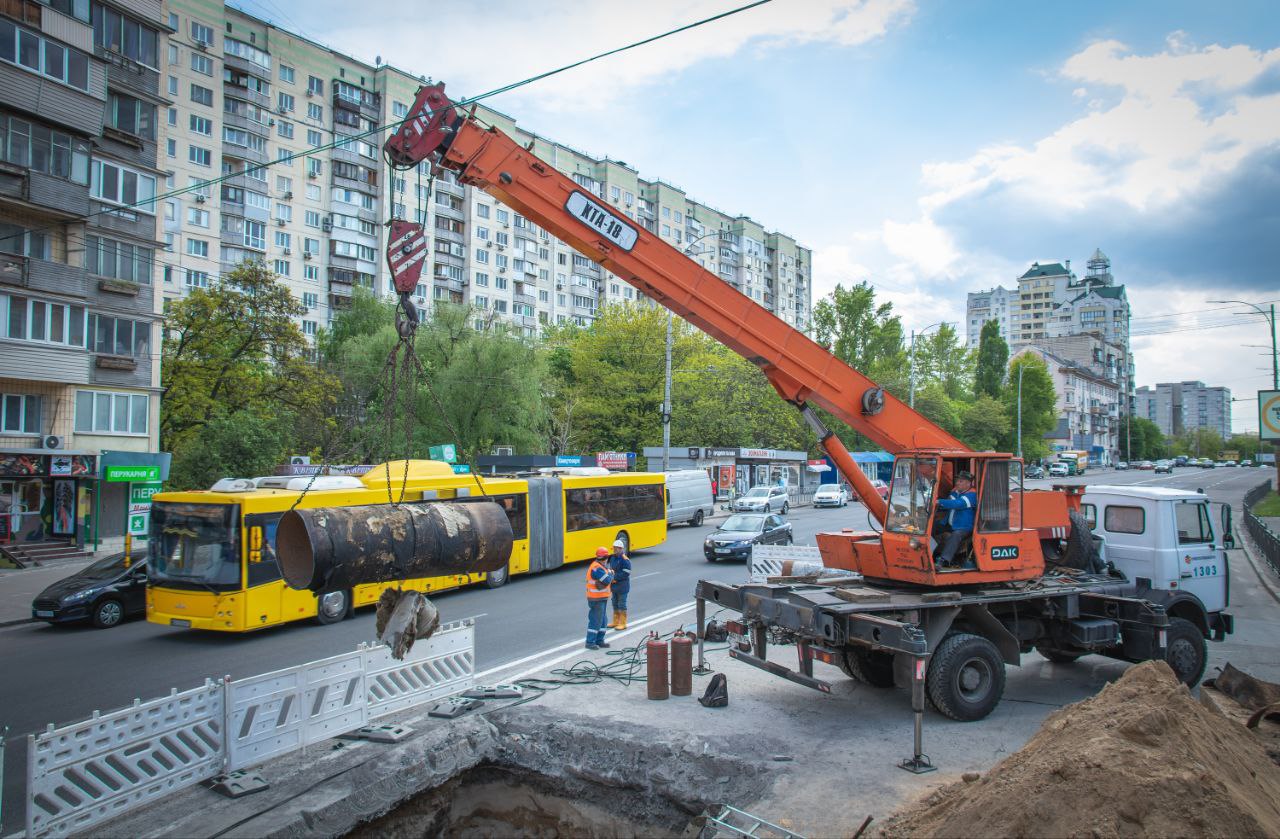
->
<box><xmin>837</xmin><ymin>647</ymin><xmax>895</xmax><ymax>687</ymax></box>
<box><xmin>926</xmin><ymin>633</ymin><xmax>1006</xmax><ymax>721</ymax></box>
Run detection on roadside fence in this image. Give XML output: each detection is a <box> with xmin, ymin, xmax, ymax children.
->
<box><xmin>24</xmin><ymin>619</ymin><xmax>475</xmax><ymax>839</ymax></box>
<box><xmin>1244</xmin><ymin>479</ymin><xmax>1280</xmax><ymax>576</ymax></box>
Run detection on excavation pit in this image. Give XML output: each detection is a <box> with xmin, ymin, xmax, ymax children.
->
<box><xmin>351</xmin><ymin>762</ymin><xmax>695</xmax><ymax>839</ymax></box>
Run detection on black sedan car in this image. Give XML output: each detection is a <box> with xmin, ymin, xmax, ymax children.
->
<box><xmin>31</xmin><ymin>553</ymin><xmax>149</xmax><ymax>628</ymax></box>
<box><xmin>704</xmin><ymin>513</ymin><xmax>792</xmax><ymax>562</ymax></box>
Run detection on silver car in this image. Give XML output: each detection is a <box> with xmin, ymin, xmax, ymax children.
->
<box><xmin>733</xmin><ymin>485</ymin><xmax>790</xmax><ymax>514</ymax></box>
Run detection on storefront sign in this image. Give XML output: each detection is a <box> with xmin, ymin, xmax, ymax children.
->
<box><xmin>740</xmin><ymin>448</ymin><xmax>779</xmax><ymax>460</ymax></box>
<box><xmin>50</xmin><ymin>455</ymin><xmax>73</xmax><ymax>476</ymax></box>
<box><xmin>429</xmin><ymin>444</ymin><xmax>458</xmax><ymax>463</ymax></box>
<box><xmin>128</xmin><ymin>481</ymin><xmax>163</xmax><ymax>536</ymax></box>
<box><xmin>106</xmin><ymin>465</ymin><xmax>160</xmax><ymax>482</ymax></box>
<box><xmin>0</xmin><ymin>454</ymin><xmax>41</xmax><ymax>476</ymax></box>
<box><xmin>704</xmin><ymin>448</ymin><xmax>739</xmax><ymax>459</ymax></box>
<box><xmin>555</xmin><ymin>455</ymin><xmax>584</xmax><ymax>467</ymax></box>
<box><xmin>596</xmin><ymin>452</ymin><xmax>629</xmax><ymax>470</ymax></box>
<box><xmin>686</xmin><ymin>447</ymin><xmax>700</xmax><ymax>460</ymax></box>
<box><xmin>52</xmin><ymin>480</ymin><xmax>75</xmax><ymax>535</ymax></box>
<box><xmin>451</xmin><ymin>464</ymin><xmax>472</xmax><ymax>474</ymax></box>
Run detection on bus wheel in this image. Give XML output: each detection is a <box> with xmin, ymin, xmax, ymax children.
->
<box><xmin>485</xmin><ymin>563</ymin><xmax>510</xmax><ymax>589</ymax></box>
<box><xmin>316</xmin><ymin>590</ymin><xmax>350</xmax><ymax>625</ymax></box>
<box><xmin>615</xmin><ymin>532</ymin><xmax>630</xmax><ymax>555</ymax></box>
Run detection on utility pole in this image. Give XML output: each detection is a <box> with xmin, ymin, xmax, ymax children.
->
<box><xmin>662</xmin><ymin>312</ymin><xmax>672</xmax><ymax>472</ymax></box>
<box><xmin>1016</xmin><ymin>361</ymin><xmax>1024</xmax><ymax>459</ymax></box>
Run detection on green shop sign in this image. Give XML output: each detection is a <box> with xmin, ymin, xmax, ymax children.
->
<box><xmin>105</xmin><ymin>465</ymin><xmax>161</xmax><ymax>482</ymax></box>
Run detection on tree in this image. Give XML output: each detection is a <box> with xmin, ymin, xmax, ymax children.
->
<box><xmin>812</xmin><ymin>282</ymin><xmax>907</xmax><ymax>394</ymax></box>
<box><xmin>1168</xmin><ymin>427</ymin><xmax>1223</xmax><ymax>460</ymax></box>
<box><xmin>166</xmin><ymin>410</ymin><xmax>289</xmax><ymax>490</ymax></box>
<box><xmin>1002</xmin><ymin>354</ymin><xmax>1057</xmax><ymax>462</ymax></box>
<box><xmin>958</xmin><ymin>394</ymin><xmax>1012</xmax><ymax>452</ymax></box>
<box><xmin>974</xmin><ymin>320</ymin><xmax>1008</xmax><ymax>399</ymax></box>
<box><xmin>1121</xmin><ymin>417</ymin><xmax>1167</xmax><ymax>461</ymax></box>
<box><xmin>671</xmin><ymin>344</ymin><xmax>807</xmax><ymax>452</ymax></box>
<box><xmin>911</xmin><ymin>323</ymin><xmax>973</xmax><ymax>401</ymax></box>
<box><xmin>161</xmin><ymin>261</ymin><xmax>336</xmax><ymax>488</ymax></box>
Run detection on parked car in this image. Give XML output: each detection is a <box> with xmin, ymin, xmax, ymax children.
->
<box><xmin>1241</xmin><ymin>459</ymin><xmax>1254</xmax><ymax>467</ymax></box>
<box><xmin>1154</xmin><ymin>460</ymin><xmax>1173</xmax><ymax>474</ymax></box>
<box><xmin>703</xmin><ymin>513</ymin><xmax>792</xmax><ymax>562</ymax></box>
<box><xmin>813</xmin><ymin>483</ymin><xmax>850</xmax><ymax>508</ymax></box>
<box><xmin>31</xmin><ymin>554</ymin><xmax>149</xmax><ymax>628</ymax></box>
<box><xmin>1223</xmin><ymin>460</ymin><xmax>1238</xmax><ymax>468</ymax></box>
<box><xmin>664</xmin><ymin>469</ymin><xmax>714</xmax><ymax>527</ymax></box>
<box><xmin>732</xmin><ymin>485</ymin><xmax>790</xmax><ymax>514</ymax></box>
<box><xmin>1174</xmin><ymin>456</ymin><xmax>1189</xmax><ymax>467</ymax></box>
<box><xmin>870</xmin><ymin>478</ymin><xmax>890</xmax><ymax>500</ymax></box>
<box><xmin>1025</xmin><ymin>464</ymin><xmax>1045</xmax><ymax>479</ymax></box>
<box><xmin>1135</xmin><ymin>460</ymin><xmax>1155</xmax><ymax>470</ymax></box>
<box><xmin>1115</xmin><ymin>462</ymin><xmax>1129</xmax><ymax>471</ymax></box>
<box><xmin>1048</xmin><ymin>462</ymin><xmax>1070</xmax><ymax>478</ymax></box>
<box><xmin>1200</xmin><ymin>459</ymin><xmax>1216</xmax><ymax>468</ymax></box>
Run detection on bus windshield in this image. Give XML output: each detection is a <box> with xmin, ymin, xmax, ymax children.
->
<box><xmin>149</xmin><ymin>502</ymin><xmax>241</xmax><ymax>590</ymax></box>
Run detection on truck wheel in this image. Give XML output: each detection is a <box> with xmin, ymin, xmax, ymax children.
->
<box><xmin>838</xmin><ymin>647</ymin><xmax>895</xmax><ymax>687</ymax></box>
<box><xmin>691</xmin><ymin>509</ymin><xmax>704</xmax><ymax>527</ymax></box>
<box><xmin>927</xmin><ymin>633</ymin><xmax>1006</xmax><ymax>721</ymax></box>
<box><xmin>1035</xmin><ymin>645</ymin><xmax>1083</xmax><ymax>664</ymax></box>
<box><xmin>1061</xmin><ymin>509</ymin><xmax>1104</xmax><ymax>573</ymax></box>
<box><xmin>1164</xmin><ymin>617</ymin><xmax>1207</xmax><ymax>686</ymax></box>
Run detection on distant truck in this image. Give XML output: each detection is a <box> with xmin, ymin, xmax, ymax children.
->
<box><xmin>1057</xmin><ymin>451</ymin><xmax>1089</xmax><ymax>476</ymax></box>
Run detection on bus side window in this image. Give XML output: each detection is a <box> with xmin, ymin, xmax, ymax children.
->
<box><xmin>491</xmin><ymin>494</ymin><xmax>528</xmax><ymax>540</ymax></box>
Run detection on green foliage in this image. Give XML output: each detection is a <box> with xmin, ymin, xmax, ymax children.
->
<box><xmin>166</xmin><ymin>410</ymin><xmax>290</xmax><ymax>490</ymax></box>
<box><xmin>911</xmin><ymin>323</ymin><xmax>973</xmax><ymax>401</ymax></box>
<box><xmin>813</xmin><ymin>281</ymin><xmax>907</xmax><ymax>395</ymax></box>
<box><xmin>671</xmin><ymin>344</ymin><xmax>807</xmax><ymax>451</ymax></box>
<box><xmin>974</xmin><ymin>320</ymin><xmax>1008</xmax><ymax>399</ymax></box>
<box><xmin>161</xmin><ymin>261</ymin><xmax>336</xmax><ymax>489</ymax></box>
<box><xmin>1002</xmin><ymin>354</ymin><xmax>1057</xmax><ymax>462</ymax></box>
<box><xmin>1120</xmin><ymin>417</ymin><xmax>1169</xmax><ymax>461</ymax></box>
<box><xmin>959</xmin><ymin>394</ymin><xmax>1011</xmax><ymax>451</ymax></box>
<box><xmin>1167</xmin><ymin>427</ymin><xmax>1223</xmax><ymax>460</ymax></box>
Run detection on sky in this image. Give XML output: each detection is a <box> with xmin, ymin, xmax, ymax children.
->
<box><xmin>251</xmin><ymin>0</ymin><xmax>1279</xmax><ymax>432</ymax></box>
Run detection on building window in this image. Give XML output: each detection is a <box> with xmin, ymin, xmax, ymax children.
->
<box><xmin>304</xmin><ymin>210</ymin><xmax>321</xmax><ymax>227</ymax></box>
<box><xmin>107</xmin><ymin>92</ymin><xmax>155</xmax><ymax>139</ymax></box>
<box><xmin>190</xmin><ymin>83</ymin><xmax>213</xmax><ymax>106</ymax></box>
<box><xmin>188</xmin><ymin>145</ymin><xmax>211</xmax><ymax>166</ymax></box>
<box><xmin>187</xmin><ymin>207</ymin><xmax>209</xmax><ymax>227</ymax></box>
<box><xmin>83</xmin><ymin>234</ymin><xmax>152</xmax><ymax>283</ymax></box>
<box><xmin>307</xmin><ymin>75</ymin><xmax>322</xmax><ymax>95</ymax></box>
<box><xmin>0</xmin><ymin>20</ymin><xmax>90</xmax><ymax>92</ymax></box>
<box><xmin>2</xmin><ymin>292</ymin><xmax>85</xmax><ymax>346</ymax></box>
<box><xmin>275</xmin><ymin>231</ymin><xmax>290</xmax><ymax>248</ymax></box>
<box><xmin>243</xmin><ymin>220</ymin><xmax>265</xmax><ymax>249</ymax></box>
<box><xmin>190</xmin><ymin>20</ymin><xmax>214</xmax><ymax>46</ymax></box>
<box><xmin>306</xmin><ymin>129</ymin><xmax>322</xmax><ymax>148</ymax></box>
<box><xmin>0</xmin><ymin>113</ymin><xmax>90</xmax><ymax>183</ymax></box>
<box><xmin>474</xmin><ymin>249</ymin><xmax>489</xmax><ymax>265</ymax></box>
<box><xmin>279</xmin><ymin>64</ymin><xmax>295</xmax><ymax>83</ymax></box>
<box><xmin>223</xmin><ymin>37</ymin><xmax>270</xmax><ymax>69</ymax></box>
<box><xmin>185</xmin><ymin>269</ymin><xmax>209</xmax><ymax>288</ymax></box>
<box><xmin>273</xmin><ymin>259</ymin><xmax>289</xmax><ymax>276</ymax></box>
<box><xmin>189</xmin><ymin>52</ymin><xmax>212</xmax><ymax>76</ymax></box>
<box><xmin>0</xmin><ymin>391</ymin><xmax>40</xmax><ymax>433</ymax></box>
<box><xmin>89</xmin><ymin>4</ymin><xmax>158</xmax><ymax>67</ymax></box>
<box><xmin>188</xmin><ymin>114</ymin><xmax>212</xmax><ymax>136</ymax></box>
<box><xmin>307</xmin><ymin>102</ymin><xmax>322</xmax><ymax>121</ymax></box>
<box><xmin>87</xmin><ymin>312</ymin><xmax>149</xmax><ymax>357</ymax></box>
<box><xmin>277</xmin><ymin>91</ymin><xmax>294</xmax><ymax>112</ymax></box>
<box><xmin>303</xmin><ymin>265</ymin><xmax>318</xmax><ymax>281</ymax></box>
<box><xmin>303</xmin><ymin>237</ymin><xmax>319</xmax><ymax>255</ymax></box>
<box><xmin>186</xmin><ymin>238</ymin><xmax>208</xmax><ymax>257</ymax></box>
<box><xmin>74</xmin><ymin>390</ymin><xmax>149</xmax><ymax>435</ymax></box>
<box><xmin>90</xmin><ymin>160</ymin><xmax>157</xmax><ymax>211</ymax></box>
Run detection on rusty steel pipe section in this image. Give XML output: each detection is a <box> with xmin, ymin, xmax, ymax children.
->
<box><xmin>277</xmin><ymin>502</ymin><xmax>513</xmax><ymax>593</ymax></box>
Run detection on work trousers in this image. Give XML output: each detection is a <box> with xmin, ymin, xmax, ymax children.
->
<box><xmin>611</xmin><ymin>583</ymin><xmax>629</xmax><ymax>612</ymax></box>
<box><xmin>937</xmin><ymin>529</ymin><xmax>971</xmax><ymax>566</ymax></box>
<box><xmin>587</xmin><ymin>599</ymin><xmax>608</xmax><ymax>645</ymax></box>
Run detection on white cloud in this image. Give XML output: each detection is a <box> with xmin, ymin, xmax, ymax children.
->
<box><xmin>321</xmin><ymin>0</ymin><xmax>914</xmax><ymax>112</ymax></box>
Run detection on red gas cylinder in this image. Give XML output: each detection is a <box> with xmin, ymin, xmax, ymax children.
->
<box><xmin>670</xmin><ymin>629</ymin><xmax>694</xmax><ymax>696</ymax></box>
<box><xmin>646</xmin><ymin>632</ymin><xmax>669</xmax><ymax>700</ymax></box>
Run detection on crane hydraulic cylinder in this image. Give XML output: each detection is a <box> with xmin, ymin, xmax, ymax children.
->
<box><xmin>277</xmin><ymin>501</ymin><xmax>513</xmax><ymax>593</ymax></box>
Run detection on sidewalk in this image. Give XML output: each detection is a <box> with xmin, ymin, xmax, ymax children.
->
<box><xmin>0</xmin><ymin>557</ymin><xmax>97</xmax><ymax>626</ymax></box>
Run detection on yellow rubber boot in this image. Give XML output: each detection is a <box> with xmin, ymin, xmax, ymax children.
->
<box><xmin>608</xmin><ymin>611</ymin><xmax>620</xmax><ymax>629</ymax></box>
<box><xmin>618</xmin><ymin>610</ymin><xmax>628</xmax><ymax>630</ymax></box>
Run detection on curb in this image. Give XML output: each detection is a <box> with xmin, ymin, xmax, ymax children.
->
<box><xmin>0</xmin><ymin>616</ymin><xmax>34</xmax><ymax>628</ymax></box>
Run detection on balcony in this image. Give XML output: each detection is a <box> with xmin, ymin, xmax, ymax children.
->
<box><xmin>0</xmin><ymin>166</ymin><xmax>91</xmax><ymax>217</ymax></box>
<box><xmin>222</xmin><ymin>53</ymin><xmax>272</xmax><ymax>84</ymax></box>
<box><xmin>223</xmin><ymin>82</ymin><xmax>271</xmax><ymax>111</ymax></box>
<box><xmin>514</xmin><ymin>292</ymin><xmax>536</xmax><ymax>307</ymax></box>
<box><xmin>0</xmin><ymin>255</ymin><xmax>90</xmax><ymax>298</ymax></box>
<box><xmin>0</xmin><ymin>64</ymin><xmax>103</xmax><ymax>137</ymax></box>
<box><xmin>97</xmin><ymin>49</ymin><xmax>161</xmax><ymax>99</ymax></box>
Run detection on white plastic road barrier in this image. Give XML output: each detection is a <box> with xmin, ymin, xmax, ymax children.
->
<box><xmin>26</xmin><ymin>680</ymin><xmax>226</xmax><ymax>839</ymax></box>
<box><xmin>748</xmin><ymin>544</ymin><xmax>825</xmax><ymax>583</ymax></box>
<box><xmin>25</xmin><ymin>619</ymin><xmax>476</xmax><ymax>838</ymax></box>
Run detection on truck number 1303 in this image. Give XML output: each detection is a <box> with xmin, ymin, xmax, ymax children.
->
<box><xmin>1193</xmin><ymin>564</ymin><xmax>1218</xmax><ymax>577</ymax></box>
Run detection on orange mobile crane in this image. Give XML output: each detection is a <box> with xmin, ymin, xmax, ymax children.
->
<box><xmin>385</xmin><ymin>84</ymin><xmax>1070</xmax><ymax>588</ymax></box>
<box><xmin>383</xmin><ymin>86</ymin><xmax>1230</xmax><ymax>754</ymax></box>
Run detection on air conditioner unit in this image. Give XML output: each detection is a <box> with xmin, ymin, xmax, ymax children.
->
<box><xmin>305</xmin><ymin>89</ymin><xmax>314</xmax><ymax>97</ymax></box>
<box><xmin>303</xmin><ymin>252</ymin><xmax>313</xmax><ymax>260</ymax></box>
<box><xmin>321</xmin><ymin>219</ymin><xmax>333</xmax><ymax>232</ymax></box>
<box><xmin>307</xmin><ymin>171</ymin><xmax>318</xmax><ymax>179</ymax></box>
<box><xmin>283</xmin><ymin>248</ymin><xmax>292</xmax><ymax>255</ymax></box>
<box><xmin>497</xmin><ymin>244</ymin><xmax>505</xmax><ymax>251</ymax></box>
<box><xmin>195</xmin><ymin>41</ymin><xmax>208</xmax><ymax>51</ymax></box>
<box><xmin>283</xmin><ymin>191</ymin><xmax>293</xmax><ymax>200</ymax></box>
<box><xmin>42</xmin><ymin>435</ymin><xmax>62</xmax><ymax>450</ymax></box>
<box><xmin>276</xmin><ymin>219</ymin><xmax>286</xmax><ymax>227</ymax></box>
<box><xmin>194</xmin><ymin>194</ymin><xmax>206</xmax><ymax>203</ymax></box>
<box><xmin>277</xmin><ymin>105</ymin><xmax>288</xmax><ymax>114</ymax></box>
<box><xmin>498</xmin><ymin>267</ymin><xmax>506</xmax><ymax>273</ymax></box>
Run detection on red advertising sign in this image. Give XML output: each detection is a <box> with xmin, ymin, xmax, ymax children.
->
<box><xmin>596</xmin><ymin>452</ymin><xmax>629</xmax><ymax>471</ymax></box>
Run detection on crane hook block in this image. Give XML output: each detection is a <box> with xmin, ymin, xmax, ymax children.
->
<box><xmin>387</xmin><ymin>220</ymin><xmax>428</xmax><ymax>295</ymax></box>
<box><xmin>276</xmin><ymin>501</ymin><xmax>514</xmax><ymax>593</ymax></box>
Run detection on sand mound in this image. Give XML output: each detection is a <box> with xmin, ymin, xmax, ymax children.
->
<box><xmin>882</xmin><ymin>661</ymin><xmax>1280</xmax><ymax>838</ymax></box>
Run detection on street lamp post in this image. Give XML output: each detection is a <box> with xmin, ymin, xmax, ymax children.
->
<box><xmin>1209</xmin><ymin>299</ymin><xmax>1278</xmax><ymax>389</ymax></box>
<box><xmin>908</xmin><ymin>322</ymin><xmax>949</xmax><ymax>409</ymax></box>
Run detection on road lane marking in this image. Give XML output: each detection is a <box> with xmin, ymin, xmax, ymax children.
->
<box><xmin>474</xmin><ymin>600</ymin><xmax>694</xmax><ymax>681</ymax></box>
<box><xmin>631</xmin><ymin>571</ymin><xmax>661</xmax><ymax>580</ymax></box>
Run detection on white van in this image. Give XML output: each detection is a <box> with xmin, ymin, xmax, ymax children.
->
<box><xmin>664</xmin><ymin>470</ymin><xmax>715</xmax><ymax>527</ymax></box>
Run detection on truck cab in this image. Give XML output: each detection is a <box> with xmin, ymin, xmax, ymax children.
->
<box><xmin>1082</xmin><ymin>486</ymin><xmax>1234</xmax><ymax>644</ymax></box>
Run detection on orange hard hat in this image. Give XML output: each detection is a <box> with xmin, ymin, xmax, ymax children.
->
<box><xmin>595</xmin><ymin>547</ymin><xmax>609</xmax><ymax>557</ymax></box>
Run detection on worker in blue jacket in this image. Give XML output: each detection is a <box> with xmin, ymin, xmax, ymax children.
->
<box><xmin>606</xmin><ymin>538</ymin><xmax>632</xmax><ymax>631</ymax></box>
<box><xmin>934</xmin><ymin>471</ymin><xmax>977</xmax><ymax>567</ymax></box>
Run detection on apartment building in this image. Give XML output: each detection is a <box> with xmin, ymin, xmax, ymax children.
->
<box><xmin>0</xmin><ymin>0</ymin><xmax>170</xmax><ymax>553</ymax></box>
<box><xmin>1134</xmin><ymin>381</ymin><xmax>1232</xmax><ymax>440</ymax></box>
<box><xmin>964</xmin><ymin>285</ymin><xmax>1016</xmax><ymax>349</ymax></box>
<box><xmin>158</xmin><ymin>3</ymin><xmax>813</xmax><ymax>341</ymax></box>
<box><xmin>1014</xmin><ymin>346</ymin><xmax>1122</xmax><ymax>464</ymax></box>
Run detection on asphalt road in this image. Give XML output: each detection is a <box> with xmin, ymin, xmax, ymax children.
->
<box><xmin>2</xmin><ymin>465</ymin><xmax>1274</xmax><ymax>832</ymax></box>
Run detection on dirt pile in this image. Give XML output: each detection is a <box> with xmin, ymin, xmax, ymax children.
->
<box><xmin>882</xmin><ymin>661</ymin><xmax>1280</xmax><ymax>838</ymax></box>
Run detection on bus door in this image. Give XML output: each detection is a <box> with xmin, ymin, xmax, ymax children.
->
<box><xmin>525</xmin><ymin>477</ymin><xmax>564</xmax><ymax>573</ymax></box>
<box><xmin>243</xmin><ymin>513</ymin><xmax>308</xmax><ymax>627</ymax></box>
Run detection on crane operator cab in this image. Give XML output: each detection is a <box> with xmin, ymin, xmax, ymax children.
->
<box><xmin>824</xmin><ymin>451</ymin><xmax>1051</xmax><ymax>586</ymax></box>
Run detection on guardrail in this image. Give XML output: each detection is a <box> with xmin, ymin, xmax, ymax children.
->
<box><xmin>1244</xmin><ymin>479</ymin><xmax>1280</xmax><ymax>576</ymax></box>
<box><xmin>24</xmin><ymin>620</ymin><xmax>475</xmax><ymax>838</ymax></box>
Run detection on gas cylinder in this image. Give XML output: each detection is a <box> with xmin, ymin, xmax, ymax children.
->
<box><xmin>670</xmin><ymin>629</ymin><xmax>694</xmax><ymax>696</ymax></box>
<box><xmin>646</xmin><ymin>632</ymin><xmax>669</xmax><ymax>700</ymax></box>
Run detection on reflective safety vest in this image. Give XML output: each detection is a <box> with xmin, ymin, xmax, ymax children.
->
<box><xmin>586</xmin><ymin>560</ymin><xmax>612</xmax><ymax>599</ymax></box>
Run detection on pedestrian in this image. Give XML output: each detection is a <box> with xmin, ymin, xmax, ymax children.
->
<box><xmin>934</xmin><ymin>471</ymin><xmax>977</xmax><ymax>567</ymax></box>
<box><xmin>607</xmin><ymin>538</ymin><xmax>632</xmax><ymax>630</ymax></box>
<box><xmin>585</xmin><ymin>547</ymin><xmax>614</xmax><ymax>650</ymax></box>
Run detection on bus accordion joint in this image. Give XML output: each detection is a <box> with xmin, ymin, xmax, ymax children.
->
<box><xmin>276</xmin><ymin>501</ymin><xmax>513</xmax><ymax>593</ymax></box>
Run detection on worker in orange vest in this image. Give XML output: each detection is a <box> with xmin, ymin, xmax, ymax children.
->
<box><xmin>586</xmin><ymin>547</ymin><xmax>615</xmax><ymax>650</ymax></box>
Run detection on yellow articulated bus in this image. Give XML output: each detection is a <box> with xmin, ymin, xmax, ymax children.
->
<box><xmin>146</xmin><ymin>460</ymin><xmax>666</xmax><ymax>632</ymax></box>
